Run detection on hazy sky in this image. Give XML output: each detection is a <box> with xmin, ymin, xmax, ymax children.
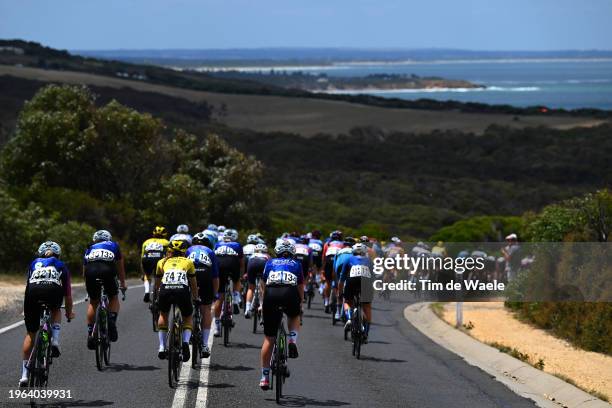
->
<box><xmin>1</xmin><ymin>0</ymin><xmax>611</xmax><ymax>50</ymax></box>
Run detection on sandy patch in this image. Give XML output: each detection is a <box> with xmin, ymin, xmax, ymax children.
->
<box><xmin>0</xmin><ymin>282</ymin><xmax>24</xmax><ymax>311</ymax></box>
<box><xmin>442</xmin><ymin>302</ymin><xmax>612</xmax><ymax>399</ymax></box>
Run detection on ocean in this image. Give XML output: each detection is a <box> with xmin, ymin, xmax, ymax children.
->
<box><xmin>203</xmin><ymin>59</ymin><xmax>612</xmax><ymax>110</ymax></box>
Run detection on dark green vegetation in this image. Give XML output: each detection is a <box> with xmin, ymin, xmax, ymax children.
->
<box><xmin>207</xmin><ymin>71</ymin><xmax>482</xmax><ymax>91</ymax></box>
<box><xmin>2</xmin><ymin>40</ymin><xmax>610</xmax><ymax>118</ymax></box>
<box><xmin>0</xmin><ymin>85</ymin><xmax>266</xmax><ymax>272</ymax></box>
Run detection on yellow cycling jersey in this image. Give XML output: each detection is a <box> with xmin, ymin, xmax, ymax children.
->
<box><xmin>156</xmin><ymin>256</ymin><xmax>195</xmax><ymax>287</ymax></box>
<box><xmin>141</xmin><ymin>238</ymin><xmax>169</xmax><ymax>259</ymax></box>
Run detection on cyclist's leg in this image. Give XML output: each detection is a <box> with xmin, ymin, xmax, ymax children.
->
<box><xmin>361</xmin><ymin>276</ymin><xmax>374</xmax><ymax>338</ymax></box>
<box><xmin>260</xmin><ymin>286</ymin><xmax>282</xmax><ymax>388</ymax></box>
<box><xmin>20</xmin><ymin>288</ymin><xmax>39</xmax><ymax>385</ymax></box>
<box><xmin>213</xmin><ymin>268</ymin><xmax>228</xmax><ymax>335</ymax></box>
<box><xmin>104</xmin><ymin>267</ymin><xmax>121</xmax><ymax>342</ymax></box>
<box><xmin>245</xmin><ymin>263</ymin><xmax>257</xmax><ymax>316</ymax></box>
<box><xmin>156</xmin><ymin>287</ymin><xmax>171</xmax><ymax>358</ymax></box>
<box><xmin>284</xmin><ymin>286</ymin><xmax>301</xmax><ymax>358</ymax></box>
<box><xmin>323</xmin><ymin>258</ymin><xmax>333</xmax><ymax>310</ymax></box>
<box><xmin>178</xmin><ymin>289</ymin><xmax>194</xmax><ymax>362</ymax></box>
<box><xmin>198</xmin><ymin>273</ymin><xmax>214</xmax><ymax>353</ymax></box>
<box><xmin>230</xmin><ymin>264</ymin><xmax>241</xmax><ymax>313</ymax></box>
<box><xmin>142</xmin><ymin>258</ymin><xmax>156</xmax><ymax>302</ymax></box>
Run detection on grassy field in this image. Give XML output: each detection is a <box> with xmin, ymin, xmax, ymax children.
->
<box><xmin>1</xmin><ymin>65</ymin><xmax>607</xmax><ymax>137</ymax></box>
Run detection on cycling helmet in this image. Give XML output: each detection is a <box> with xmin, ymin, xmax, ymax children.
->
<box><xmin>391</xmin><ymin>236</ymin><xmax>401</xmax><ymax>244</ymax></box>
<box><xmin>152</xmin><ymin>225</ymin><xmax>167</xmax><ymax>238</ymax></box>
<box><xmin>359</xmin><ymin>235</ymin><xmax>369</xmax><ymax>243</ymax></box>
<box><xmin>207</xmin><ymin>224</ymin><xmax>218</xmax><ymax>232</ymax></box>
<box><xmin>177</xmin><ymin>224</ymin><xmax>189</xmax><ymax>234</ymax></box>
<box><xmin>224</xmin><ymin>229</ymin><xmax>238</xmax><ymax>242</ymax></box>
<box><xmin>344</xmin><ymin>236</ymin><xmax>356</xmax><ymax>246</ymax></box>
<box><xmin>255</xmin><ymin>232</ymin><xmax>266</xmax><ymax>244</ymax></box>
<box><xmin>38</xmin><ymin>241</ymin><xmax>61</xmax><ymax>257</ymax></box>
<box><xmin>352</xmin><ymin>243</ymin><xmax>368</xmax><ymax>256</ymax></box>
<box><xmin>192</xmin><ymin>232</ymin><xmax>211</xmax><ymax>247</ymax></box>
<box><xmin>254</xmin><ymin>243</ymin><xmax>268</xmax><ymax>254</ymax></box>
<box><xmin>93</xmin><ymin>230</ymin><xmax>112</xmax><ymax>242</ymax></box>
<box><xmin>275</xmin><ymin>240</ymin><xmax>296</xmax><ymax>257</ymax></box>
<box><xmin>218</xmin><ymin>225</ymin><xmax>226</xmax><ymax>233</ymax></box>
<box><xmin>330</xmin><ymin>230</ymin><xmax>343</xmax><ymax>241</ymax></box>
<box><xmin>169</xmin><ymin>239</ymin><xmax>189</xmax><ymax>255</ymax></box>
<box><xmin>247</xmin><ymin>234</ymin><xmax>259</xmax><ymax>244</ymax></box>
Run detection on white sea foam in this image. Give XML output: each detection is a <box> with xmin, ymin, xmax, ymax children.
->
<box><xmin>318</xmin><ymin>86</ymin><xmax>541</xmax><ymax>95</ymax></box>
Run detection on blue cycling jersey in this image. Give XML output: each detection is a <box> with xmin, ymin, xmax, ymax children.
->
<box><xmin>27</xmin><ymin>257</ymin><xmax>71</xmax><ymax>295</ymax></box>
<box><xmin>214</xmin><ymin>241</ymin><xmax>243</xmax><ymax>257</ymax></box>
<box><xmin>203</xmin><ymin>230</ymin><xmax>218</xmax><ymax>246</ymax></box>
<box><xmin>333</xmin><ymin>247</ymin><xmax>353</xmax><ymax>275</ymax></box>
<box><xmin>83</xmin><ymin>241</ymin><xmax>122</xmax><ymax>264</ymax></box>
<box><xmin>340</xmin><ymin>255</ymin><xmax>373</xmax><ymax>282</ymax></box>
<box><xmin>308</xmin><ymin>239</ymin><xmax>324</xmax><ymax>256</ymax></box>
<box><xmin>186</xmin><ymin>245</ymin><xmax>219</xmax><ymax>278</ymax></box>
<box><xmin>263</xmin><ymin>258</ymin><xmax>303</xmax><ymax>286</ymax></box>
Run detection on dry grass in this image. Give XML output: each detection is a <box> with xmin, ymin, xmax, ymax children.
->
<box><xmin>1</xmin><ymin>65</ymin><xmax>607</xmax><ymax>137</ymax></box>
<box><xmin>441</xmin><ymin>302</ymin><xmax>612</xmax><ymax>401</ymax></box>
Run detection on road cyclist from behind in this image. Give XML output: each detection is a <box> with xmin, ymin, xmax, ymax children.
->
<box><xmin>321</xmin><ymin>231</ymin><xmax>345</xmax><ymax>314</ymax></box>
<box><xmin>338</xmin><ymin>243</ymin><xmax>374</xmax><ymax>342</ymax></box>
<box><xmin>202</xmin><ymin>224</ymin><xmax>219</xmax><ymax>247</ymax></box>
<box><xmin>154</xmin><ymin>239</ymin><xmax>199</xmax><ymax>362</ymax></box>
<box><xmin>307</xmin><ymin>230</ymin><xmax>324</xmax><ymax>280</ymax></box>
<box><xmin>332</xmin><ymin>236</ymin><xmax>356</xmax><ymax>321</ymax></box>
<box><xmin>140</xmin><ymin>225</ymin><xmax>170</xmax><ymax>303</ymax></box>
<box><xmin>186</xmin><ymin>233</ymin><xmax>219</xmax><ymax>358</ymax></box>
<box><xmin>83</xmin><ymin>230</ymin><xmax>127</xmax><ymax>349</ymax></box>
<box><xmin>213</xmin><ymin>228</ymin><xmax>244</xmax><ymax>335</ymax></box>
<box><xmin>19</xmin><ymin>241</ymin><xmax>75</xmax><ymax>387</ymax></box>
<box><xmin>258</xmin><ymin>239</ymin><xmax>304</xmax><ymax>390</ymax></box>
<box><xmin>244</xmin><ymin>243</ymin><xmax>270</xmax><ymax>319</ymax></box>
<box><xmin>243</xmin><ymin>234</ymin><xmax>261</xmax><ymax>261</ymax></box>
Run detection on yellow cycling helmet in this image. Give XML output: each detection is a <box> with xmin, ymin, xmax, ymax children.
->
<box><xmin>168</xmin><ymin>239</ymin><xmax>188</xmax><ymax>255</ymax></box>
<box><xmin>153</xmin><ymin>225</ymin><xmax>168</xmax><ymax>238</ymax></box>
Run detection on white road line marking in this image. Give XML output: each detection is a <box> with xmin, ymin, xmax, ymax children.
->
<box><xmin>171</xmin><ymin>356</ymin><xmax>193</xmax><ymax>408</ymax></box>
<box><xmin>0</xmin><ymin>284</ymin><xmax>144</xmax><ymax>335</ymax></box>
<box><xmin>195</xmin><ymin>329</ymin><xmax>215</xmax><ymax>407</ymax></box>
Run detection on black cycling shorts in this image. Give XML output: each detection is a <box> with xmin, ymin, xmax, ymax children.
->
<box><xmin>262</xmin><ymin>285</ymin><xmax>301</xmax><ymax>337</ymax></box>
<box><xmin>141</xmin><ymin>257</ymin><xmax>161</xmax><ymax>277</ymax></box>
<box><xmin>312</xmin><ymin>254</ymin><xmax>322</xmax><ymax>269</ymax></box>
<box><xmin>324</xmin><ymin>256</ymin><xmax>335</xmax><ymax>282</ymax></box>
<box><xmin>247</xmin><ymin>257</ymin><xmax>267</xmax><ymax>285</ymax></box>
<box><xmin>84</xmin><ymin>262</ymin><xmax>118</xmax><ymax>301</ymax></box>
<box><xmin>343</xmin><ymin>276</ymin><xmax>374</xmax><ymax>304</ymax></box>
<box><xmin>158</xmin><ymin>286</ymin><xmax>193</xmax><ymax>317</ymax></box>
<box><xmin>24</xmin><ymin>284</ymin><xmax>64</xmax><ymax>333</ymax></box>
<box><xmin>195</xmin><ymin>268</ymin><xmax>215</xmax><ymax>305</ymax></box>
<box><xmin>217</xmin><ymin>256</ymin><xmax>241</xmax><ymax>293</ymax></box>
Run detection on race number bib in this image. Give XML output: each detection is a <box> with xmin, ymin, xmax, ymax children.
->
<box><xmin>161</xmin><ymin>269</ymin><xmax>188</xmax><ymax>286</ymax></box>
<box><xmin>86</xmin><ymin>248</ymin><xmax>115</xmax><ymax>262</ymax></box>
<box><xmin>266</xmin><ymin>271</ymin><xmax>298</xmax><ymax>286</ymax></box>
<box><xmin>188</xmin><ymin>252</ymin><xmax>212</xmax><ymax>267</ymax></box>
<box><xmin>309</xmin><ymin>243</ymin><xmax>322</xmax><ymax>253</ymax></box>
<box><xmin>29</xmin><ymin>264</ymin><xmax>61</xmax><ymax>285</ymax></box>
<box><xmin>349</xmin><ymin>265</ymin><xmax>371</xmax><ymax>278</ymax></box>
<box><xmin>326</xmin><ymin>246</ymin><xmax>340</xmax><ymax>256</ymax></box>
<box><xmin>295</xmin><ymin>246</ymin><xmax>309</xmax><ymax>256</ymax></box>
<box><xmin>215</xmin><ymin>246</ymin><xmax>238</xmax><ymax>256</ymax></box>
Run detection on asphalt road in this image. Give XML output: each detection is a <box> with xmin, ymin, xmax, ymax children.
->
<box><xmin>0</xmin><ymin>286</ymin><xmax>537</xmax><ymax>408</ymax></box>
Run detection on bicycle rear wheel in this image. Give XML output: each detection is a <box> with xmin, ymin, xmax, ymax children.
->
<box><xmin>94</xmin><ymin>308</ymin><xmax>103</xmax><ymax>371</ymax></box>
<box><xmin>167</xmin><ymin>305</ymin><xmax>177</xmax><ymax>388</ymax></box>
<box><xmin>103</xmin><ymin>314</ymin><xmax>111</xmax><ymax>366</ymax></box>
<box><xmin>173</xmin><ymin>308</ymin><xmax>181</xmax><ymax>382</ymax></box>
<box><xmin>192</xmin><ymin>309</ymin><xmax>201</xmax><ymax>369</ymax></box>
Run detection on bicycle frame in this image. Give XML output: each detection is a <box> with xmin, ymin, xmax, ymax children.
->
<box><xmin>221</xmin><ymin>276</ymin><xmax>233</xmax><ymax>346</ymax></box>
<box><xmin>27</xmin><ymin>304</ymin><xmax>52</xmax><ymax>388</ymax></box>
<box><xmin>270</xmin><ymin>309</ymin><xmax>288</xmax><ymax>403</ymax></box>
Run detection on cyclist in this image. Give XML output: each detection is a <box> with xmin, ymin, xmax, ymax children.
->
<box><xmin>155</xmin><ymin>240</ymin><xmax>198</xmax><ymax>362</ymax></box>
<box><xmin>339</xmin><ymin>243</ymin><xmax>374</xmax><ymax>342</ymax></box>
<box><xmin>259</xmin><ymin>240</ymin><xmax>304</xmax><ymax>390</ymax></box>
<box><xmin>19</xmin><ymin>242</ymin><xmax>74</xmax><ymax>387</ymax></box>
<box><xmin>308</xmin><ymin>230</ymin><xmax>324</xmax><ymax>277</ymax></box>
<box><xmin>213</xmin><ymin>228</ymin><xmax>244</xmax><ymax>334</ymax></box>
<box><xmin>321</xmin><ymin>231</ymin><xmax>344</xmax><ymax>313</ymax></box>
<box><xmin>217</xmin><ymin>225</ymin><xmax>226</xmax><ymax>241</ymax></box>
<box><xmin>243</xmin><ymin>234</ymin><xmax>260</xmax><ymax>261</ymax></box>
<box><xmin>431</xmin><ymin>241</ymin><xmax>447</xmax><ymax>257</ymax></box>
<box><xmin>203</xmin><ymin>224</ymin><xmax>219</xmax><ymax>247</ymax></box>
<box><xmin>170</xmin><ymin>224</ymin><xmax>192</xmax><ymax>246</ymax></box>
<box><xmin>186</xmin><ymin>233</ymin><xmax>219</xmax><ymax>358</ymax></box>
<box><xmin>294</xmin><ymin>236</ymin><xmax>313</xmax><ymax>283</ymax></box>
<box><xmin>333</xmin><ymin>237</ymin><xmax>356</xmax><ymax>320</ymax></box>
<box><xmin>245</xmin><ymin>243</ymin><xmax>270</xmax><ymax>318</ymax></box>
<box><xmin>140</xmin><ymin>226</ymin><xmax>169</xmax><ymax>303</ymax></box>
<box><xmin>83</xmin><ymin>230</ymin><xmax>126</xmax><ymax>348</ymax></box>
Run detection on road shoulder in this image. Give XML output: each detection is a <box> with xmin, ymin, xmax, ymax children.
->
<box><xmin>404</xmin><ymin>303</ymin><xmax>611</xmax><ymax>408</ymax></box>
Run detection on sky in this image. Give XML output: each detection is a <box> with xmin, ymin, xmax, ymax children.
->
<box><xmin>1</xmin><ymin>0</ymin><xmax>611</xmax><ymax>51</ymax></box>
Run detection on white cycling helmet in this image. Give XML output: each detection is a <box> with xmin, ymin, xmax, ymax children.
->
<box><xmin>275</xmin><ymin>240</ymin><xmax>296</xmax><ymax>257</ymax></box>
<box><xmin>391</xmin><ymin>236</ymin><xmax>401</xmax><ymax>244</ymax></box>
<box><xmin>254</xmin><ymin>243</ymin><xmax>268</xmax><ymax>254</ymax></box>
<box><xmin>352</xmin><ymin>243</ymin><xmax>368</xmax><ymax>256</ymax></box>
<box><xmin>218</xmin><ymin>225</ymin><xmax>226</xmax><ymax>232</ymax></box>
<box><xmin>247</xmin><ymin>234</ymin><xmax>259</xmax><ymax>244</ymax></box>
<box><xmin>38</xmin><ymin>241</ymin><xmax>61</xmax><ymax>257</ymax></box>
<box><xmin>93</xmin><ymin>230</ymin><xmax>112</xmax><ymax>242</ymax></box>
<box><xmin>224</xmin><ymin>229</ymin><xmax>238</xmax><ymax>242</ymax></box>
<box><xmin>177</xmin><ymin>224</ymin><xmax>189</xmax><ymax>234</ymax></box>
